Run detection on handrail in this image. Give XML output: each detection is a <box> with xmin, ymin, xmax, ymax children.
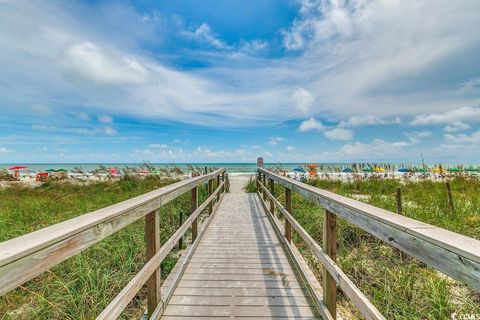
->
<box><xmin>98</xmin><ymin>180</ymin><xmax>225</xmax><ymax>319</ymax></box>
<box><xmin>0</xmin><ymin>168</ymin><xmax>226</xmax><ymax>318</ymax></box>
<box><xmin>257</xmin><ymin>168</ymin><xmax>480</xmax><ymax>319</ymax></box>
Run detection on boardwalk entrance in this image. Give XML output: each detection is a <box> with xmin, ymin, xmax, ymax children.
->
<box><xmin>162</xmin><ymin>177</ymin><xmax>320</xmax><ymax>319</ymax></box>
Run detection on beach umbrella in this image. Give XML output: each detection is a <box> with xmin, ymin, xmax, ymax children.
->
<box><xmin>362</xmin><ymin>167</ymin><xmax>373</xmax><ymax>172</ymax></box>
<box><xmin>305</xmin><ymin>164</ymin><xmax>319</xmax><ymax>169</ymax></box>
<box><xmin>342</xmin><ymin>168</ymin><xmax>353</xmax><ymax>173</ymax></box>
<box><xmin>398</xmin><ymin>168</ymin><xmax>410</xmax><ymax>173</ymax></box>
<box><xmin>55</xmin><ymin>169</ymin><xmax>68</xmax><ymax>172</ymax></box>
<box><xmin>36</xmin><ymin>172</ymin><xmax>48</xmax><ymax>177</ymax></box>
<box><xmin>293</xmin><ymin>167</ymin><xmax>306</xmax><ymax>173</ymax></box>
<box><xmin>45</xmin><ymin>169</ymin><xmax>57</xmax><ymax>172</ymax></box>
<box><xmin>374</xmin><ymin>167</ymin><xmax>385</xmax><ymax>173</ymax></box>
<box><xmin>465</xmin><ymin>167</ymin><xmax>480</xmax><ymax>172</ymax></box>
<box><xmin>110</xmin><ymin>168</ymin><xmax>120</xmax><ymax>175</ymax></box>
<box><xmin>447</xmin><ymin>168</ymin><xmax>461</xmax><ymax>172</ymax></box>
<box><xmin>9</xmin><ymin>166</ymin><xmax>28</xmax><ymax>170</ymax></box>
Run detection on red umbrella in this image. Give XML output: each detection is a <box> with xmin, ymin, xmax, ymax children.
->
<box><xmin>36</xmin><ymin>172</ymin><xmax>48</xmax><ymax>177</ymax></box>
<box><xmin>9</xmin><ymin>166</ymin><xmax>28</xmax><ymax>170</ymax></box>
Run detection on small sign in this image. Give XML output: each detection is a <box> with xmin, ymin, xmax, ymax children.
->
<box><xmin>257</xmin><ymin>157</ymin><xmax>264</xmax><ymax>168</ymax></box>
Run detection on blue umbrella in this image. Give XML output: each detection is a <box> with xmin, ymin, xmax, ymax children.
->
<box><xmin>398</xmin><ymin>168</ymin><xmax>411</xmax><ymax>173</ymax></box>
<box><xmin>293</xmin><ymin>167</ymin><xmax>305</xmax><ymax>173</ymax></box>
<box><xmin>342</xmin><ymin>168</ymin><xmax>353</xmax><ymax>173</ymax></box>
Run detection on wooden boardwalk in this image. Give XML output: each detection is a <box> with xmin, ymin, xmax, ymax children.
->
<box><xmin>162</xmin><ymin>178</ymin><xmax>320</xmax><ymax>319</ymax></box>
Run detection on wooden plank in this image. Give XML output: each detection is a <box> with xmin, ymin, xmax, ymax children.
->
<box><xmin>259</xmin><ymin>168</ymin><xmax>480</xmax><ymax>292</ymax></box>
<box><xmin>323</xmin><ymin>210</ymin><xmax>337</xmax><ymax>319</ymax></box>
<box><xmin>173</xmin><ymin>287</ymin><xmax>310</xmax><ymax>297</ymax></box>
<box><xmin>145</xmin><ymin>210</ymin><xmax>161</xmax><ymax>317</ymax></box>
<box><xmin>0</xmin><ymin>169</ymin><xmax>224</xmax><ymax>296</ymax></box>
<box><xmin>163</xmin><ymin>305</ymin><xmax>317</xmax><ymax>317</ymax></box>
<box><xmin>177</xmin><ymin>279</ymin><xmax>304</xmax><ymax>289</ymax></box>
<box><xmin>168</xmin><ymin>295</ymin><xmax>314</xmax><ymax>307</ymax></box>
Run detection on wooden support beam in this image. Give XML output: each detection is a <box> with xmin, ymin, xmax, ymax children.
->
<box><xmin>269</xmin><ymin>178</ymin><xmax>275</xmax><ymax>215</ymax></box>
<box><xmin>178</xmin><ymin>211</ymin><xmax>184</xmax><ymax>250</ymax></box>
<box><xmin>208</xmin><ymin>179</ymin><xmax>213</xmax><ymax>214</ymax></box>
<box><xmin>216</xmin><ymin>174</ymin><xmax>221</xmax><ymax>203</ymax></box>
<box><xmin>145</xmin><ymin>209</ymin><xmax>161</xmax><ymax>317</ymax></box>
<box><xmin>285</xmin><ymin>188</ymin><xmax>292</xmax><ymax>243</ymax></box>
<box><xmin>191</xmin><ymin>187</ymin><xmax>198</xmax><ymax>242</ymax></box>
<box><xmin>221</xmin><ymin>172</ymin><xmax>225</xmax><ymax>193</ymax></box>
<box><xmin>323</xmin><ymin>210</ymin><xmax>337</xmax><ymax>319</ymax></box>
<box><xmin>262</xmin><ymin>174</ymin><xmax>266</xmax><ymax>201</ymax></box>
<box><xmin>396</xmin><ymin>187</ymin><xmax>402</xmax><ymax>215</ymax></box>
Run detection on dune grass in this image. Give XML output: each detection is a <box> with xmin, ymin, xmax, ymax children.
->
<box><xmin>0</xmin><ymin>175</ymin><xmax>210</xmax><ymax>319</ymax></box>
<box><xmin>263</xmin><ymin>176</ymin><xmax>480</xmax><ymax>319</ymax></box>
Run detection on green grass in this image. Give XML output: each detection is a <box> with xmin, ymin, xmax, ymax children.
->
<box><xmin>265</xmin><ymin>176</ymin><xmax>480</xmax><ymax>319</ymax></box>
<box><xmin>0</xmin><ymin>176</ymin><xmax>210</xmax><ymax>319</ymax></box>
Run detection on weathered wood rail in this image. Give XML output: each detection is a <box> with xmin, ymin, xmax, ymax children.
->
<box><xmin>257</xmin><ymin>167</ymin><xmax>480</xmax><ymax>320</ymax></box>
<box><xmin>0</xmin><ymin>168</ymin><xmax>228</xmax><ymax>319</ymax></box>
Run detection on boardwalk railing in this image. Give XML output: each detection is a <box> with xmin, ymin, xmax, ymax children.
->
<box><xmin>0</xmin><ymin>168</ymin><xmax>228</xmax><ymax>319</ymax></box>
<box><xmin>257</xmin><ymin>167</ymin><xmax>480</xmax><ymax>320</ymax></box>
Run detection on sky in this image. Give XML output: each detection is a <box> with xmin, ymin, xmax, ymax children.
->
<box><xmin>0</xmin><ymin>0</ymin><xmax>480</xmax><ymax>164</ymax></box>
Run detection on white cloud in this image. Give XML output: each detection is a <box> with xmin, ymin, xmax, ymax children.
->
<box><xmin>286</xmin><ymin>145</ymin><xmax>295</xmax><ymax>151</ymax></box>
<box><xmin>0</xmin><ymin>147</ymin><xmax>13</xmax><ymax>153</ymax></box>
<box><xmin>444</xmin><ymin>123</ymin><xmax>471</xmax><ymax>132</ymax></box>
<box><xmin>339</xmin><ymin>115</ymin><xmax>401</xmax><ymax>127</ymax></box>
<box><xmin>293</xmin><ymin>88</ymin><xmax>314</xmax><ymax>114</ymax></box>
<box><xmin>336</xmin><ymin>138</ymin><xmax>411</xmax><ymax>157</ymax></box>
<box><xmin>444</xmin><ymin>130</ymin><xmax>480</xmax><ymax>144</ymax></box>
<box><xmin>182</xmin><ymin>23</ymin><xmax>230</xmax><ymax>49</ymax></box>
<box><xmin>149</xmin><ymin>143</ymin><xmax>167</xmax><ymax>148</ymax></box>
<box><xmin>324</xmin><ymin>128</ymin><xmax>353</xmax><ymax>140</ymax></box>
<box><xmin>63</xmin><ymin>41</ymin><xmax>147</xmax><ymax>85</ymax></box>
<box><xmin>411</xmin><ymin>106</ymin><xmax>480</xmax><ymax>127</ymax></box>
<box><xmin>99</xmin><ymin>115</ymin><xmax>113</xmax><ymax>124</ymax></box>
<box><xmin>299</xmin><ymin>118</ymin><xmax>325</xmax><ymax>132</ymax></box>
<box><xmin>269</xmin><ymin>137</ymin><xmax>285</xmax><ymax>145</ymax></box>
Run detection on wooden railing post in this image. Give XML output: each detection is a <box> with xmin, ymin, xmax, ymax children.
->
<box><xmin>222</xmin><ymin>171</ymin><xmax>227</xmax><ymax>193</ymax></box>
<box><xmin>208</xmin><ymin>178</ymin><xmax>213</xmax><ymax>214</ymax></box>
<box><xmin>178</xmin><ymin>211</ymin><xmax>184</xmax><ymax>250</ymax></box>
<box><xmin>396</xmin><ymin>187</ymin><xmax>402</xmax><ymax>215</ymax></box>
<box><xmin>262</xmin><ymin>174</ymin><xmax>267</xmax><ymax>201</ymax></box>
<box><xmin>191</xmin><ymin>186</ymin><xmax>198</xmax><ymax>242</ymax></box>
<box><xmin>323</xmin><ymin>210</ymin><xmax>337</xmax><ymax>318</ymax></box>
<box><xmin>285</xmin><ymin>188</ymin><xmax>292</xmax><ymax>243</ymax></box>
<box><xmin>216</xmin><ymin>174</ymin><xmax>221</xmax><ymax>202</ymax></box>
<box><xmin>269</xmin><ymin>178</ymin><xmax>275</xmax><ymax>215</ymax></box>
<box><xmin>145</xmin><ymin>209</ymin><xmax>161</xmax><ymax>317</ymax></box>
<box><xmin>256</xmin><ymin>171</ymin><xmax>260</xmax><ymax>191</ymax></box>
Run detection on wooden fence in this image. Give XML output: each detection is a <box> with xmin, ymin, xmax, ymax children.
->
<box><xmin>257</xmin><ymin>167</ymin><xmax>480</xmax><ymax>320</ymax></box>
<box><xmin>0</xmin><ymin>168</ymin><xmax>228</xmax><ymax>319</ymax></box>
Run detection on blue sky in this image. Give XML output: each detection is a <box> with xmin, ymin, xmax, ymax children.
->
<box><xmin>1</xmin><ymin>0</ymin><xmax>480</xmax><ymax>163</ymax></box>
